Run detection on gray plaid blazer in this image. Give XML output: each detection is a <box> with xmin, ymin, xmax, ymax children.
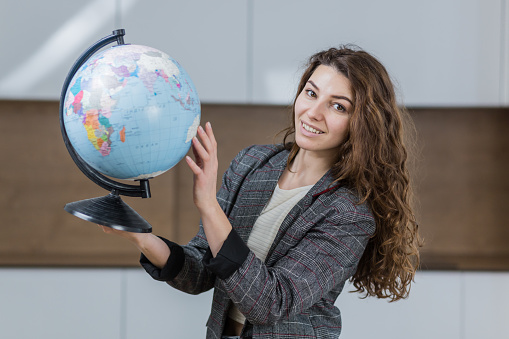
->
<box><xmin>141</xmin><ymin>144</ymin><xmax>375</xmax><ymax>338</ymax></box>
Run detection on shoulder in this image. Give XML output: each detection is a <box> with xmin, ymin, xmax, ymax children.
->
<box><xmin>221</xmin><ymin>144</ymin><xmax>288</xmax><ymax>190</ymax></box>
<box><xmin>311</xmin><ymin>186</ymin><xmax>376</xmax><ymax>234</ymax></box>
<box><xmin>235</xmin><ymin>144</ymin><xmax>287</xmax><ymax>161</ymax></box>
<box><xmin>229</xmin><ymin>144</ymin><xmax>288</xmax><ymax>171</ymax></box>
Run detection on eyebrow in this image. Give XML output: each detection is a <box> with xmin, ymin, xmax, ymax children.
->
<box><xmin>308</xmin><ymin>80</ymin><xmax>354</xmax><ymax>106</ymax></box>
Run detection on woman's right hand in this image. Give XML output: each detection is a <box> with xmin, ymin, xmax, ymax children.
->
<box><xmin>98</xmin><ymin>224</ymin><xmax>147</xmax><ymax>244</ymax></box>
<box><xmin>98</xmin><ymin>225</ymin><xmax>171</xmax><ymax>269</ymax></box>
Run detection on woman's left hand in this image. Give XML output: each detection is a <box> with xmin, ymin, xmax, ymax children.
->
<box><xmin>185</xmin><ymin>122</ymin><xmax>219</xmax><ymax>213</ymax></box>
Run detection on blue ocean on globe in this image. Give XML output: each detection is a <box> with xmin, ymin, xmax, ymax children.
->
<box><xmin>63</xmin><ymin>44</ymin><xmax>201</xmax><ymax>180</ymax></box>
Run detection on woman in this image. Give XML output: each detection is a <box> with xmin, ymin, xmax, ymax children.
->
<box><xmin>101</xmin><ymin>46</ymin><xmax>421</xmax><ymax>338</ymax></box>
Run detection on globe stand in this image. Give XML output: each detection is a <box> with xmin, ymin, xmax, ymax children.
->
<box><xmin>60</xmin><ymin>29</ymin><xmax>153</xmax><ymax>233</ymax></box>
<box><xmin>64</xmin><ymin>190</ymin><xmax>152</xmax><ymax>233</ymax></box>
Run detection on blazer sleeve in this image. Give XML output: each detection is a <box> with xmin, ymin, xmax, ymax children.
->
<box><xmin>208</xmin><ymin>192</ymin><xmax>376</xmax><ymax>325</ymax></box>
<box><xmin>140</xmin><ymin>145</ymin><xmax>254</xmax><ymax>295</ymax></box>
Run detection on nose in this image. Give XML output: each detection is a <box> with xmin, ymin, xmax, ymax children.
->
<box><xmin>306</xmin><ymin>101</ymin><xmax>325</xmax><ymax>121</ymax></box>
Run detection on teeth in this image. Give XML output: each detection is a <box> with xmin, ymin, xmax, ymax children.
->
<box><xmin>302</xmin><ymin>122</ymin><xmax>323</xmax><ymax>134</ymax></box>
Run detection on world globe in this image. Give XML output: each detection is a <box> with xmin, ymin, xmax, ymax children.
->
<box><xmin>63</xmin><ymin>43</ymin><xmax>201</xmax><ymax>180</ymax></box>
<box><xmin>60</xmin><ymin>30</ymin><xmax>200</xmax><ymax>232</ymax></box>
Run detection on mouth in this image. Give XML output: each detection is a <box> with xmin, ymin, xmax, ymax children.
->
<box><xmin>301</xmin><ymin>121</ymin><xmax>324</xmax><ymax>134</ymax></box>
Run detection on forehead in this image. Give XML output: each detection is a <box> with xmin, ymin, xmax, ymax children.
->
<box><xmin>308</xmin><ymin>65</ymin><xmax>351</xmax><ymax>93</ymax></box>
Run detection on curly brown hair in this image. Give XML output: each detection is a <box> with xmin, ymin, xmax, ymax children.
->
<box><xmin>281</xmin><ymin>46</ymin><xmax>422</xmax><ymax>301</ymax></box>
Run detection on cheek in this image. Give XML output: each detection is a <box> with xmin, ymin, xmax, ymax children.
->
<box><xmin>294</xmin><ymin>99</ymin><xmax>304</xmax><ymax>120</ymax></box>
<box><xmin>330</xmin><ymin>117</ymin><xmax>350</xmax><ymax>140</ymax></box>
<box><xmin>294</xmin><ymin>92</ymin><xmax>310</xmax><ymax>118</ymax></box>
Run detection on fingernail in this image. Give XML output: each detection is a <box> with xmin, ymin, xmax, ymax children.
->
<box><xmin>206</xmin><ymin>122</ymin><xmax>211</xmax><ymax>128</ymax></box>
<box><xmin>199</xmin><ymin>125</ymin><xmax>204</xmax><ymax>132</ymax></box>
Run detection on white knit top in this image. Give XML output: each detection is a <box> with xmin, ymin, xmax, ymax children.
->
<box><xmin>228</xmin><ymin>183</ymin><xmax>313</xmax><ymax>324</ymax></box>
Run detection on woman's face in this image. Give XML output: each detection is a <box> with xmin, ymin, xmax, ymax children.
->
<box><xmin>294</xmin><ymin>65</ymin><xmax>353</xmax><ymax>159</ymax></box>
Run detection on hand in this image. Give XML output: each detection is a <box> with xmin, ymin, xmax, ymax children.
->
<box><xmin>98</xmin><ymin>224</ymin><xmax>149</xmax><ymax>245</ymax></box>
<box><xmin>185</xmin><ymin>122</ymin><xmax>219</xmax><ymax>212</ymax></box>
<box><xmin>98</xmin><ymin>225</ymin><xmax>170</xmax><ymax>268</ymax></box>
<box><xmin>185</xmin><ymin>122</ymin><xmax>232</xmax><ymax>256</ymax></box>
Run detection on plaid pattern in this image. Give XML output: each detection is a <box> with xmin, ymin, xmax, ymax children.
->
<box><xmin>164</xmin><ymin>145</ymin><xmax>375</xmax><ymax>338</ymax></box>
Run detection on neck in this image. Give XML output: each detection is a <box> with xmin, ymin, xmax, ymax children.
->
<box><xmin>291</xmin><ymin>148</ymin><xmax>335</xmax><ymax>174</ymax></box>
<box><xmin>279</xmin><ymin>148</ymin><xmax>336</xmax><ymax>189</ymax></box>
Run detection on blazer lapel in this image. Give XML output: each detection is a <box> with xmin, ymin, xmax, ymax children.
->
<box><xmin>231</xmin><ymin>150</ymin><xmax>289</xmax><ymax>243</ymax></box>
<box><xmin>265</xmin><ymin>170</ymin><xmax>339</xmax><ymax>265</ymax></box>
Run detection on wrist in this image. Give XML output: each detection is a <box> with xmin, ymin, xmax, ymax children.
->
<box><xmin>197</xmin><ymin>199</ymin><xmax>221</xmax><ymax>217</ymax></box>
<box><xmin>131</xmin><ymin>232</ymin><xmax>152</xmax><ymax>251</ymax></box>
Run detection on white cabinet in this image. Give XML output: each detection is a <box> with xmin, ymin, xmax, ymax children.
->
<box><xmin>336</xmin><ymin>271</ymin><xmax>463</xmax><ymax>339</ymax></box>
<box><xmin>251</xmin><ymin>0</ymin><xmax>503</xmax><ymax>106</ymax></box>
<box><xmin>0</xmin><ymin>0</ymin><xmax>118</xmax><ymax>100</ymax></box>
<box><xmin>0</xmin><ymin>0</ymin><xmax>504</xmax><ymax>106</ymax></box>
<box><xmin>1</xmin><ymin>269</ymin><xmax>509</xmax><ymax>338</ymax></box>
<box><xmin>124</xmin><ymin>269</ymin><xmax>213</xmax><ymax>339</ymax></box>
<box><xmin>464</xmin><ymin>272</ymin><xmax>509</xmax><ymax>339</ymax></box>
<box><xmin>120</xmin><ymin>0</ymin><xmax>248</xmax><ymax>104</ymax></box>
<box><xmin>0</xmin><ymin>268</ymin><xmax>123</xmax><ymax>339</ymax></box>
<box><xmin>0</xmin><ymin>0</ymin><xmax>248</xmax><ymax>103</ymax></box>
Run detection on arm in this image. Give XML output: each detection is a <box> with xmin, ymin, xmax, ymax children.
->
<box><xmin>203</xmin><ymin>190</ymin><xmax>376</xmax><ymax>325</ymax></box>
<box><xmin>226</xmin><ymin>208</ymin><xmax>375</xmax><ymax>325</ymax></box>
<box><xmin>99</xmin><ymin>123</ymin><xmax>246</xmax><ymax>294</ymax></box>
<box><xmin>101</xmin><ymin>122</ymin><xmax>229</xmax><ymax>268</ymax></box>
<box><xmin>132</xmin><ymin>124</ymin><xmax>249</xmax><ymax>294</ymax></box>
<box><xmin>185</xmin><ymin>122</ymin><xmax>232</xmax><ymax>257</ymax></box>
<box><xmin>100</xmin><ymin>122</ymin><xmax>228</xmax><ymax>292</ymax></box>
<box><xmin>99</xmin><ymin>226</ymin><xmax>170</xmax><ymax>269</ymax></box>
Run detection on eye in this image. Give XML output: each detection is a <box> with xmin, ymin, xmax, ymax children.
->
<box><xmin>332</xmin><ymin>103</ymin><xmax>346</xmax><ymax>112</ymax></box>
<box><xmin>305</xmin><ymin>89</ymin><xmax>317</xmax><ymax>98</ymax></box>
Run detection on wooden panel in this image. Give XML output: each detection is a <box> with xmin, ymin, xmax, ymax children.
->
<box><xmin>0</xmin><ymin>100</ymin><xmax>508</xmax><ymax>270</ymax></box>
<box><xmin>411</xmin><ymin>108</ymin><xmax>509</xmax><ymax>270</ymax></box>
<box><xmin>0</xmin><ymin>100</ymin><xmax>177</xmax><ymax>266</ymax></box>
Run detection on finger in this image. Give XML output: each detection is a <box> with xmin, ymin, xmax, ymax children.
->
<box><xmin>204</xmin><ymin>122</ymin><xmax>217</xmax><ymax>151</ymax></box>
<box><xmin>191</xmin><ymin>140</ymin><xmax>203</xmax><ymax>166</ymax></box>
<box><xmin>98</xmin><ymin>224</ymin><xmax>112</xmax><ymax>234</ymax></box>
<box><xmin>196</xmin><ymin>125</ymin><xmax>213</xmax><ymax>153</ymax></box>
<box><xmin>192</xmin><ymin>136</ymin><xmax>210</xmax><ymax>162</ymax></box>
<box><xmin>198</xmin><ymin>122</ymin><xmax>217</xmax><ymax>165</ymax></box>
<box><xmin>186</xmin><ymin>155</ymin><xmax>203</xmax><ymax>176</ymax></box>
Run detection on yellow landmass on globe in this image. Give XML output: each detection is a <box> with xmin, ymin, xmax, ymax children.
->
<box><xmin>84</xmin><ymin>109</ymin><xmax>101</xmax><ymax>150</ymax></box>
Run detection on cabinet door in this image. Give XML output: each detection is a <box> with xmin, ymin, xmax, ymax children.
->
<box><xmin>464</xmin><ymin>272</ymin><xmax>509</xmax><ymax>339</ymax></box>
<box><xmin>336</xmin><ymin>272</ymin><xmax>463</xmax><ymax>339</ymax></box>
<box><xmin>125</xmin><ymin>269</ymin><xmax>213</xmax><ymax>339</ymax></box>
<box><xmin>0</xmin><ymin>268</ymin><xmax>123</xmax><ymax>339</ymax></box>
<box><xmin>120</xmin><ymin>0</ymin><xmax>248</xmax><ymax>104</ymax></box>
<box><xmin>0</xmin><ymin>0</ymin><xmax>248</xmax><ymax>103</ymax></box>
<box><xmin>0</xmin><ymin>0</ymin><xmax>118</xmax><ymax>100</ymax></box>
<box><xmin>252</xmin><ymin>0</ymin><xmax>502</xmax><ymax>107</ymax></box>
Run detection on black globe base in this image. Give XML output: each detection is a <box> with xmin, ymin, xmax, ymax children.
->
<box><xmin>64</xmin><ymin>192</ymin><xmax>152</xmax><ymax>233</ymax></box>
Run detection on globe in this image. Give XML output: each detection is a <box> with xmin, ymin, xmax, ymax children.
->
<box><xmin>63</xmin><ymin>43</ymin><xmax>201</xmax><ymax>181</ymax></box>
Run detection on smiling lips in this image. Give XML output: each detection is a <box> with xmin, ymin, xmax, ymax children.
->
<box><xmin>301</xmin><ymin>121</ymin><xmax>324</xmax><ymax>135</ymax></box>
